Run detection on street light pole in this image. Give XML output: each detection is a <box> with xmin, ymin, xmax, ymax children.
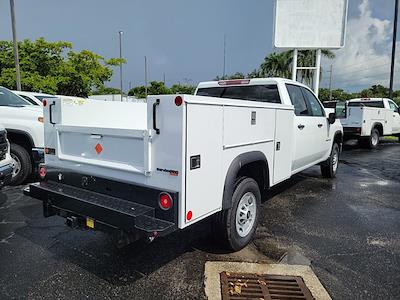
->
<box><xmin>328</xmin><ymin>64</ymin><xmax>333</xmax><ymax>100</ymax></box>
<box><xmin>389</xmin><ymin>0</ymin><xmax>399</xmax><ymax>99</ymax></box>
<box><xmin>118</xmin><ymin>31</ymin><xmax>123</xmax><ymax>101</ymax></box>
<box><xmin>10</xmin><ymin>0</ymin><xmax>21</xmax><ymax>91</ymax></box>
<box><xmin>144</xmin><ymin>56</ymin><xmax>148</xmax><ymax>98</ymax></box>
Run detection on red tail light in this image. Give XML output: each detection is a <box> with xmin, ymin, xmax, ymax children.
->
<box><xmin>159</xmin><ymin>193</ymin><xmax>172</xmax><ymax>210</ymax></box>
<box><xmin>175</xmin><ymin>96</ymin><xmax>183</xmax><ymax>106</ymax></box>
<box><xmin>43</xmin><ymin>99</ymin><xmax>47</xmax><ymax>107</ymax></box>
<box><xmin>39</xmin><ymin>166</ymin><xmax>47</xmax><ymax>179</ymax></box>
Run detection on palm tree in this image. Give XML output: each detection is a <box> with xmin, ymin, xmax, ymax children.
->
<box><xmin>259</xmin><ymin>49</ymin><xmax>335</xmax><ymax>83</ymax></box>
<box><xmin>297</xmin><ymin>50</ymin><xmax>335</xmax><ymax>85</ymax></box>
<box><xmin>260</xmin><ymin>51</ymin><xmax>292</xmax><ymax>78</ymax></box>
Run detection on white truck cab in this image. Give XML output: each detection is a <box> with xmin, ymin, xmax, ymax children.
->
<box><xmin>340</xmin><ymin>98</ymin><xmax>400</xmax><ymax>148</ymax></box>
<box><xmin>0</xmin><ymin>124</ymin><xmax>13</xmax><ymax>188</ymax></box>
<box><xmin>0</xmin><ymin>86</ymin><xmax>44</xmax><ymax>185</ymax></box>
<box><xmin>25</xmin><ymin>78</ymin><xmax>343</xmax><ymax>251</ymax></box>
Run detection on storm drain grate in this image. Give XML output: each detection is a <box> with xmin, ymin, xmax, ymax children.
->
<box><xmin>220</xmin><ymin>272</ymin><xmax>314</xmax><ymax>300</ymax></box>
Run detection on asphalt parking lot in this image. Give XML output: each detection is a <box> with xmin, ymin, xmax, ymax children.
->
<box><xmin>1</xmin><ymin>142</ymin><xmax>399</xmax><ymax>300</ymax></box>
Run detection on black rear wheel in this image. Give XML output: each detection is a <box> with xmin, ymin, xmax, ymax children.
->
<box><xmin>214</xmin><ymin>177</ymin><xmax>261</xmax><ymax>251</ymax></box>
<box><xmin>10</xmin><ymin>143</ymin><xmax>32</xmax><ymax>185</ymax></box>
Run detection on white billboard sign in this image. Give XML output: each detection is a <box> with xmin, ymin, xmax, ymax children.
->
<box><xmin>274</xmin><ymin>0</ymin><xmax>348</xmax><ymax>49</ymax></box>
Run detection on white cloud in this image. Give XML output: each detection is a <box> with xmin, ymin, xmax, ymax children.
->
<box><xmin>323</xmin><ymin>0</ymin><xmax>399</xmax><ymax>91</ymax></box>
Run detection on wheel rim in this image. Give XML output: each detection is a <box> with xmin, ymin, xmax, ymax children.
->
<box><xmin>10</xmin><ymin>153</ymin><xmax>21</xmax><ymax>178</ymax></box>
<box><xmin>235</xmin><ymin>192</ymin><xmax>257</xmax><ymax>238</ymax></box>
<box><xmin>371</xmin><ymin>132</ymin><xmax>378</xmax><ymax>146</ymax></box>
<box><xmin>332</xmin><ymin>148</ymin><xmax>339</xmax><ymax>173</ymax></box>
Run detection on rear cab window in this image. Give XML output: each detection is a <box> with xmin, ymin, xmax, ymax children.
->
<box><xmin>348</xmin><ymin>101</ymin><xmax>384</xmax><ymax>108</ymax></box>
<box><xmin>196</xmin><ymin>84</ymin><xmax>281</xmax><ymax>104</ymax></box>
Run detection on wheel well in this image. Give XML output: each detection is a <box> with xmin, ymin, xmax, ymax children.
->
<box><xmin>237</xmin><ymin>160</ymin><xmax>268</xmax><ymax>192</ymax></box>
<box><xmin>6</xmin><ymin>130</ymin><xmax>34</xmax><ymax>154</ymax></box>
<box><xmin>373</xmin><ymin>123</ymin><xmax>383</xmax><ymax>136</ymax></box>
<box><xmin>222</xmin><ymin>151</ymin><xmax>269</xmax><ymax>209</ymax></box>
<box><xmin>334</xmin><ymin>131</ymin><xmax>343</xmax><ymax>145</ymax></box>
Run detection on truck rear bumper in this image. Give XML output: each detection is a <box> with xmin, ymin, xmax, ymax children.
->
<box><xmin>0</xmin><ymin>164</ymin><xmax>13</xmax><ymax>188</ymax></box>
<box><xmin>25</xmin><ymin>180</ymin><xmax>177</xmax><ymax>239</ymax></box>
<box><xmin>343</xmin><ymin>127</ymin><xmax>362</xmax><ymax>139</ymax></box>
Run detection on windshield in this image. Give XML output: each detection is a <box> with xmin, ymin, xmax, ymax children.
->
<box><xmin>0</xmin><ymin>87</ymin><xmax>29</xmax><ymax>106</ymax></box>
<box><xmin>35</xmin><ymin>95</ymin><xmax>57</xmax><ymax>101</ymax></box>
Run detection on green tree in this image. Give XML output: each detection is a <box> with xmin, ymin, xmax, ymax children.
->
<box><xmin>91</xmin><ymin>86</ymin><xmax>121</xmax><ymax>95</ymax></box>
<box><xmin>260</xmin><ymin>51</ymin><xmax>292</xmax><ymax>78</ymax></box>
<box><xmin>0</xmin><ymin>38</ymin><xmax>124</xmax><ymax>97</ymax></box>
<box><xmin>128</xmin><ymin>81</ymin><xmax>172</xmax><ymax>98</ymax></box>
<box><xmin>170</xmin><ymin>84</ymin><xmax>195</xmax><ymax>94</ymax></box>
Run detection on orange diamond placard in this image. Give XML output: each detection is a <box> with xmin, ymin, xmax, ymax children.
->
<box><xmin>95</xmin><ymin>143</ymin><xmax>103</xmax><ymax>154</ymax></box>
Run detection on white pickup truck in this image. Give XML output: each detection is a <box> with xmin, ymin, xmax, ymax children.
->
<box><xmin>340</xmin><ymin>98</ymin><xmax>400</xmax><ymax>148</ymax></box>
<box><xmin>0</xmin><ymin>124</ymin><xmax>13</xmax><ymax>188</ymax></box>
<box><xmin>25</xmin><ymin>78</ymin><xmax>343</xmax><ymax>250</ymax></box>
<box><xmin>0</xmin><ymin>86</ymin><xmax>45</xmax><ymax>185</ymax></box>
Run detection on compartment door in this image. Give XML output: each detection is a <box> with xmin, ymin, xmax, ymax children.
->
<box><xmin>185</xmin><ymin>104</ymin><xmax>223</xmax><ymax>224</ymax></box>
<box><xmin>273</xmin><ymin>109</ymin><xmax>293</xmax><ymax>184</ymax></box>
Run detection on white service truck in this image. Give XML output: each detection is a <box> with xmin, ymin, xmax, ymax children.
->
<box><xmin>0</xmin><ymin>87</ymin><xmax>45</xmax><ymax>185</ymax></box>
<box><xmin>340</xmin><ymin>98</ymin><xmax>400</xmax><ymax>148</ymax></box>
<box><xmin>25</xmin><ymin>78</ymin><xmax>343</xmax><ymax>250</ymax></box>
<box><xmin>0</xmin><ymin>124</ymin><xmax>13</xmax><ymax>188</ymax></box>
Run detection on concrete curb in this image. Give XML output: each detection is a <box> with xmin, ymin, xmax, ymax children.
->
<box><xmin>204</xmin><ymin>261</ymin><xmax>331</xmax><ymax>300</ymax></box>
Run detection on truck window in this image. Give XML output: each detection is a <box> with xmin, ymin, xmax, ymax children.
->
<box><xmin>348</xmin><ymin>101</ymin><xmax>384</xmax><ymax>108</ymax></box>
<box><xmin>0</xmin><ymin>87</ymin><xmax>29</xmax><ymax>106</ymax></box>
<box><xmin>286</xmin><ymin>84</ymin><xmax>310</xmax><ymax>116</ymax></box>
<box><xmin>196</xmin><ymin>85</ymin><xmax>281</xmax><ymax>103</ymax></box>
<box><xmin>300</xmin><ymin>87</ymin><xmax>324</xmax><ymax>117</ymax></box>
<box><xmin>388</xmin><ymin>101</ymin><xmax>398</xmax><ymax>112</ymax></box>
<box><xmin>19</xmin><ymin>94</ymin><xmax>38</xmax><ymax>105</ymax></box>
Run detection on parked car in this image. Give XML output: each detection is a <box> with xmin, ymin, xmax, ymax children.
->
<box><xmin>0</xmin><ymin>86</ymin><xmax>44</xmax><ymax>185</ymax></box>
<box><xmin>0</xmin><ymin>124</ymin><xmax>13</xmax><ymax>188</ymax></box>
<box><xmin>25</xmin><ymin>78</ymin><xmax>343</xmax><ymax>251</ymax></box>
<box><xmin>12</xmin><ymin>91</ymin><xmax>57</xmax><ymax>106</ymax></box>
<box><xmin>340</xmin><ymin>98</ymin><xmax>400</xmax><ymax>148</ymax></box>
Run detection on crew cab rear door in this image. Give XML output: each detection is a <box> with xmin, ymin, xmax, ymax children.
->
<box><xmin>286</xmin><ymin>84</ymin><xmax>326</xmax><ymax>171</ymax></box>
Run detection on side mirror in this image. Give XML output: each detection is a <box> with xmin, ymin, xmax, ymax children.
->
<box><xmin>328</xmin><ymin>112</ymin><xmax>336</xmax><ymax>124</ymax></box>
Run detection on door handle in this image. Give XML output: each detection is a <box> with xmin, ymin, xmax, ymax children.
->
<box><xmin>153</xmin><ymin>99</ymin><xmax>160</xmax><ymax>134</ymax></box>
<box><xmin>297</xmin><ymin>124</ymin><xmax>305</xmax><ymax>130</ymax></box>
<box><xmin>318</xmin><ymin>124</ymin><xmax>323</xmax><ymax>128</ymax></box>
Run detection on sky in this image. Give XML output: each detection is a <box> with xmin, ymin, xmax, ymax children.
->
<box><xmin>0</xmin><ymin>0</ymin><xmax>398</xmax><ymax>92</ymax></box>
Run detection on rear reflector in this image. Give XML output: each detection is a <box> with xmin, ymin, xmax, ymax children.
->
<box><xmin>39</xmin><ymin>166</ymin><xmax>46</xmax><ymax>179</ymax></box>
<box><xmin>186</xmin><ymin>210</ymin><xmax>193</xmax><ymax>221</ymax></box>
<box><xmin>159</xmin><ymin>193</ymin><xmax>173</xmax><ymax>210</ymax></box>
<box><xmin>43</xmin><ymin>99</ymin><xmax>47</xmax><ymax>107</ymax></box>
<box><xmin>44</xmin><ymin>147</ymin><xmax>55</xmax><ymax>155</ymax></box>
<box><xmin>218</xmin><ymin>79</ymin><xmax>250</xmax><ymax>86</ymax></box>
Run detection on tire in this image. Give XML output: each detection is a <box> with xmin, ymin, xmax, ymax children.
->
<box><xmin>10</xmin><ymin>143</ymin><xmax>32</xmax><ymax>185</ymax></box>
<box><xmin>367</xmin><ymin>128</ymin><xmax>380</xmax><ymax>149</ymax></box>
<box><xmin>214</xmin><ymin>177</ymin><xmax>261</xmax><ymax>252</ymax></box>
<box><xmin>321</xmin><ymin>143</ymin><xmax>340</xmax><ymax>178</ymax></box>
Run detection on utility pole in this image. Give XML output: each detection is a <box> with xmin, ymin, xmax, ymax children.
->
<box><xmin>328</xmin><ymin>64</ymin><xmax>333</xmax><ymax>100</ymax></box>
<box><xmin>223</xmin><ymin>34</ymin><xmax>226</xmax><ymax>79</ymax></box>
<box><xmin>118</xmin><ymin>31</ymin><xmax>123</xmax><ymax>101</ymax></box>
<box><xmin>163</xmin><ymin>73</ymin><xmax>166</xmax><ymax>85</ymax></box>
<box><xmin>389</xmin><ymin>0</ymin><xmax>399</xmax><ymax>99</ymax></box>
<box><xmin>10</xmin><ymin>0</ymin><xmax>21</xmax><ymax>91</ymax></box>
<box><xmin>144</xmin><ymin>56</ymin><xmax>148</xmax><ymax>98</ymax></box>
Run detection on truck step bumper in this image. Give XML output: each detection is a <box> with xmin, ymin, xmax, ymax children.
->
<box><xmin>25</xmin><ymin>181</ymin><xmax>176</xmax><ymax>237</ymax></box>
